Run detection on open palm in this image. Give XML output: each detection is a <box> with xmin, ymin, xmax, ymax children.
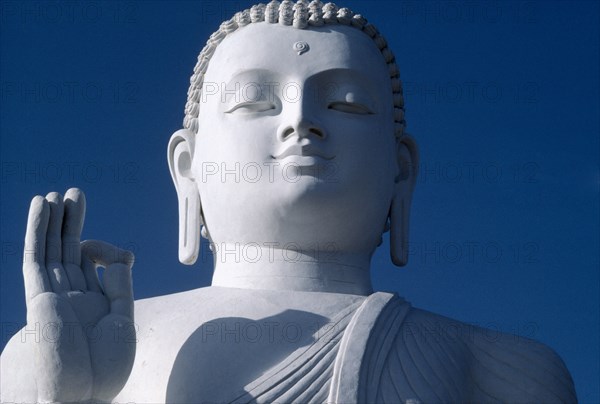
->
<box><xmin>23</xmin><ymin>188</ymin><xmax>136</xmax><ymax>403</ymax></box>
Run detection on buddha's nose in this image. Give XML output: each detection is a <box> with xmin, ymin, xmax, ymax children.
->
<box><xmin>277</xmin><ymin>117</ymin><xmax>326</xmax><ymax>141</ymax></box>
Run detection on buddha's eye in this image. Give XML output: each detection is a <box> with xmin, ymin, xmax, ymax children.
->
<box><xmin>327</xmin><ymin>101</ymin><xmax>373</xmax><ymax>115</ymax></box>
<box><xmin>225</xmin><ymin>101</ymin><xmax>276</xmax><ymax>114</ymax></box>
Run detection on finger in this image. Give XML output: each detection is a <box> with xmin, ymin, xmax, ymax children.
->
<box><xmin>81</xmin><ymin>251</ymin><xmax>102</xmax><ymax>293</ymax></box>
<box><xmin>103</xmin><ymin>263</ymin><xmax>134</xmax><ymax>319</ymax></box>
<box><xmin>24</xmin><ymin>196</ymin><xmax>49</xmax><ymax>266</ymax></box>
<box><xmin>44</xmin><ymin>192</ymin><xmax>63</xmax><ymax>264</ymax></box>
<box><xmin>62</xmin><ymin>188</ymin><xmax>85</xmax><ymax>265</ymax></box>
<box><xmin>23</xmin><ymin>196</ymin><xmax>51</xmax><ymax>303</ymax></box>
<box><xmin>45</xmin><ymin>192</ymin><xmax>71</xmax><ymax>292</ymax></box>
<box><xmin>62</xmin><ymin>188</ymin><xmax>87</xmax><ymax>290</ymax></box>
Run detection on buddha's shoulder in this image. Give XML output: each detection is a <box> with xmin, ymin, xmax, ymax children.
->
<box><xmin>379</xmin><ymin>301</ymin><xmax>577</xmax><ymax>402</ymax></box>
<box><xmin>133</xmin><ymin>286</ymin><xmax>219</xmax><ymax>317</ymax></box>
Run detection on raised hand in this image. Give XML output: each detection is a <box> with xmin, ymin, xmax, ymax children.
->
<box><xmin>23</xmin><ymin>188</ymin><xmax>136</xmax><ymax>403</ymax></box>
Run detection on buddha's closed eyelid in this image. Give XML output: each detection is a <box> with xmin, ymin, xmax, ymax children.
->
<box><xmin>224</xmin><ymin>101</ymin><xmax>276</xmax><ymax>114</ymax></box>
<box><xmin>321</xmin><ymin>86</ymin><xmax>376</xmax><ymax>115</ymax></box>
<box><xmin>327</xmin><ymin>101</ymin><xmax>374</xmax><ymax>115</ymax></box>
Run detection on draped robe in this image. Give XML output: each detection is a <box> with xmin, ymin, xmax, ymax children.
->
<box><xmin>227</xmin><ymin>292</ymin><xmax>576</xmax><ymax>403</ymax></box>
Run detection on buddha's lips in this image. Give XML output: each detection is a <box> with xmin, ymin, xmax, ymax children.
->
<box><xmin>271</xmin><ymin>144</ymin><xmax>334</xmax><ymax>160</ymax></box>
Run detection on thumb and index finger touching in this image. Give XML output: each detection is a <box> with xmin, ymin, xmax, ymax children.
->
<box><xmin>81</xmin><ymin>239</ymin><xmax>135</xmax><ymax>320</ymax></box>
<box><xmin>23</xmin><ymin>188</ymin><xmax>135</xmax><ymax>309</ymax></box>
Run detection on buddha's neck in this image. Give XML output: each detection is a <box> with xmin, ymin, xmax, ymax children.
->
<box><xmin>210</xmin><ymin>244</ymin><xmax>373</xmax><ymax>295</ymax></box>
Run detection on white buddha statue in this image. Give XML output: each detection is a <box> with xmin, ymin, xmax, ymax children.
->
<box><xmin>1</xmin><ymin>1</ymin><xmax>577</xmax><ymax>403</ymax></box>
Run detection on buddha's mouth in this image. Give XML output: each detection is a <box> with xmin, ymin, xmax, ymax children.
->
<box><xmin>271</xmin><ymin>144</ymin><xmax>335</xmax><ymax>161</ymax></box>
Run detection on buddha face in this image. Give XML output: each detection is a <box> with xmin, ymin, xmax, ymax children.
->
<box><xmin>186</xmin><ymin>22</ymin><xmax>405</xmax><ymax>255</ymax></box>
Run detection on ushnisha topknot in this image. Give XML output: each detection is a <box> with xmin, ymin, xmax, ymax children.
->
<box><xmin>183</xmin><ymin>0</ymin><xmax>406</xmax><ymax>138</ymax></box>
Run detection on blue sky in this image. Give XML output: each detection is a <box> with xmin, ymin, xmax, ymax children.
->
<box><xmin>1</xmin><ymin>0</ymin><xmax>598</xmax><ymax>401</ymax></box>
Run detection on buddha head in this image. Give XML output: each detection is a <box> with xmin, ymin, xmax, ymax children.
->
<box><xmin>167</xmin><ymin>0</ymin><xmax>418</xmax><ymax>274</ymax></box>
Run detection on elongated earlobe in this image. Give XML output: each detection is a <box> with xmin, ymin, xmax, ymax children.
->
<box><xmin>390</xmin><ymin>135</ymin><xmax>418</xmax><ymax>267</ymax></box>
<box><xmin>168</xmin><ymin>129</ymin><xmax>201</xmax><ymax>265</ymax></box>
<box><xmin>390</xmin><ymin>197</ymin><xmax>409</xmax><ymax>266</ymax></box>
<box><xmin>177</xmin><ymin>191</ymin><xmax>201</xmax><ymax>265</ymax></box>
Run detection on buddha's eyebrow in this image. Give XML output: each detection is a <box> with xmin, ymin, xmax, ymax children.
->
<box><xmin>305</xmin><ymin>68</ymin><xmax>375</xmax><ymax>87</ymax></box>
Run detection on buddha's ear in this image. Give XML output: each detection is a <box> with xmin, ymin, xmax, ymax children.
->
<box><xmin>168</xmin><ymin>129</ymin><xmax>201</xmax><ymax>265</ymax></box>
<box><xmin>390</xmin><ymin>134</ymin><xmax>419</xmax><ymax>267</ymax></box>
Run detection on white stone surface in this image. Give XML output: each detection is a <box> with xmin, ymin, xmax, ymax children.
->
<box><xmin>1</xmin><ymin>2</ymin><xmax>576</xmax><ymax>403</ymax></box>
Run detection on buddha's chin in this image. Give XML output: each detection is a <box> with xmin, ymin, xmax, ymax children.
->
<box><xmin>201</xmin><ymin>174</ymin><xmax>387</xmax><ymax>252</ymax></box>
<box><xmin>207</xmin><ymin>194</ymin><xmax>382</xmax><ymax>255</ymax></box>
<box><xmin>274</xmin><ymin>171</ymin><xmax>349</xmax><ymax>203</ymax></box>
